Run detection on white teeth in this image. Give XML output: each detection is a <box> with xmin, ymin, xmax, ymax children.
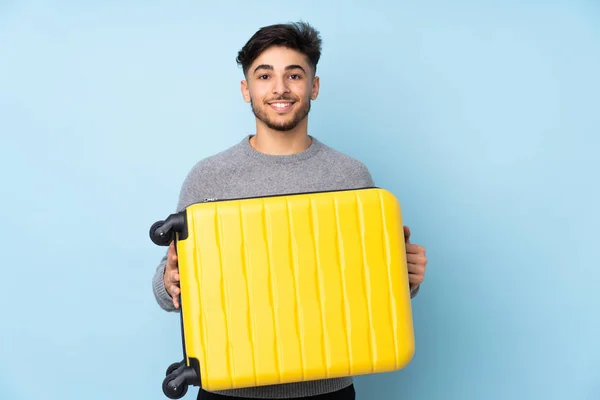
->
<box><xmin>273</xmin><ymin>103</ymin><xmax>291</xmax><ymax>108</ymax></box>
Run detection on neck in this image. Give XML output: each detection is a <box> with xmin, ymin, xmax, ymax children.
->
<box><xmin>250</xmin><ymin>118</ymin><xmax>312</xmax><ymax>155</ymax></box>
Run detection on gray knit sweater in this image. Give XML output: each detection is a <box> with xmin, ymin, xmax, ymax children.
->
<box><xmin>152</xmin><ymin>135</ymin><xmax>417</xmax><ymax>398</ymax></box>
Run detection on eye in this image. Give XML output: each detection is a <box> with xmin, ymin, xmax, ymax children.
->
<box><xmin>257</xmin><ymin>74</ymin><xmax>269</xmax><ymax>80</ymax></box>
<box><xmin>289</xmin><ymin>74</ymin><xmax>301</xmax><ymax>80</ymax></box>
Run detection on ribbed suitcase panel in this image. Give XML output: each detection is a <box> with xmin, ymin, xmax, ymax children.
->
<box><xmin>178</xmin><ymin>188</ymin><xmax>414</xmax><ymax>391</ymax></box>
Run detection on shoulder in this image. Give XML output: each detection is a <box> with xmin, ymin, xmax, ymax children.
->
<box><xmin>183</xmin><ymin>144</ymin><xmax>240</xmax><ymax>181</ymax></box>
<box><xmin>314</xmin><ymin>138</ymin><xmax>375</xmax><ymax>186</ymax></box>
<box><xmin>183</xmin><ymin>135</ymin><xmax>253</xmax><ymax>182</ymax></box>
<box><xmin>176</xmin><ymin>139</ymin><xmax>246</xmax><ymax>208</ymax></box>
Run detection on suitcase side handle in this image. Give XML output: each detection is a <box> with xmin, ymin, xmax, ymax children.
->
<box><xmin>149</xmin><ymin>211</ymin><xmax>188</xmax><ymax>246</ymax></box>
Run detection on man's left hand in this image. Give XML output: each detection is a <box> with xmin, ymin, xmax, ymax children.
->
<box><xmin>404</xmin><ymin>226</ymin><xmax>427</xmax><ymax>290</ymax></box>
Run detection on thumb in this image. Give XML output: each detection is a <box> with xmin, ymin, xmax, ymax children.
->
<box><xmin>167</xmin><ymin>242</ymin><xmax>177</xmax><ymax>267</ymax></box>
<box><xmin>403</xmin><ymin>225</ymin><xmax>411</xmax><ymax>244</ymax></box>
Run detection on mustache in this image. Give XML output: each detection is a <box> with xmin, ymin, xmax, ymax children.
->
<box><xmin>266</xmin><ymin>94</ymin><xmax>296</xmax><ymax>102</ymax></box>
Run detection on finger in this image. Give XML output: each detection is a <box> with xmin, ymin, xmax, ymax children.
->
<box><xmin>405</xmin><ymin>244</ymin><xmax>421</xmax><ymax>254</ymax></box>
<box><xmin>407</xmin><ymin>263</ymin><xmax>425</xmax><ymax>275</ymax></box>
<box><xmin>408</xmin><ymin>273</ymin><xmax>424</xmax><ymax>286</ymax></box>
<box><xmin>406</xmin><ymin>253</ymin><xmax>427</xmax><ymax>265</ymax></box>
<box><xmin>171</xmin><ymin>284</ymin><xmax>181</xmax><ymax>308</ymax></box>
<box><xmin>403</xmin><ymin>226</ymin><xmax>411</xmax><ymax>244</ymax></box>
<box><xmin>406</xmin><ymin>243</ymin><xmax>425</xmax><ymax>255</ymax></box>
<box><xmin>166</xmin><ymin>271</ymin><xmax>180</xmax><ymax>286</ymax></box>
<box><xmin>166</xmin><ymin>252</ymin><xmax>178</xmax><ymax>270</ymax></box>
<box><xmin>168</xmin><ymin>284</ymin><xmax>181</xmax><ymax>299</ymax></box>
<box><xmin>169</xmin><ymin>243</ymin><xmax>178</xmax><ymax>260</ymax></box>
<box><xmin>408</xmin><ymin>270</ymin><xmax>424</xmax><ymax>279</ymax></box>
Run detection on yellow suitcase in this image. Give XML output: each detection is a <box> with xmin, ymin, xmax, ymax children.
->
<box><xmin>150</xmin><ymin>187</ymin><xmax>415</xmax><ymax>398</ymax></box>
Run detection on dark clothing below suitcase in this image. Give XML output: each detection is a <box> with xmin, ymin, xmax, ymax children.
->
<box><xmin>198</xmin><ymin>384</ymin><xmax>356</xmax><ymax>400</ymax></box>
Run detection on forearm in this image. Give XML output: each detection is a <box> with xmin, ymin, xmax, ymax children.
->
<box><xmin>152</xmin><ymin>254</ymin><xmax>178</xmax><ymax>312</ymax></box>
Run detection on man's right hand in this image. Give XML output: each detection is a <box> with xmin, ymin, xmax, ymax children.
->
<box><xmin>163</xmin><ymin>241</ymin><xmax>181</xmax><ymax>309</ymax></box>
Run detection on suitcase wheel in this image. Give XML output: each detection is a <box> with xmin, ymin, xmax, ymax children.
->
<box><xmin>166</xmin><ymin>360</ymin><xmax>184</xmax><ymax>376</ymax></box>
<box><xmin>162</xmin><ymin>372</ymin><xmax>188</xmax><ymax>399</ymax></box>
<box><xmin>149</xmin><ymin>220</ymin><xmax>174</xmax><ymax>246</ymax></box>
<box><xmin>162</xmin><ymin>361</ymin><xmax>199</xmax><ymax>399</ymax></box>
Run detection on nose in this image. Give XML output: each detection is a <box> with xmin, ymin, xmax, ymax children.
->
<box><xmin>272</xmin><ymin>76</ymin><xmax>290</xmax><ymax>95</ymax></box>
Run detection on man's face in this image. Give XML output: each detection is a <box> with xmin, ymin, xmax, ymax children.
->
<box><xmin>241</xmin><ymin>46</ymin><xmax>320</xmax><ymax>132</ymax></box>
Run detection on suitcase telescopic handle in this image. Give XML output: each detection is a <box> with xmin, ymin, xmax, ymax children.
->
<box><xmin>149</xmin><ymin>212</ymin><xmax>187</xmax><ymax>246</ymax></box>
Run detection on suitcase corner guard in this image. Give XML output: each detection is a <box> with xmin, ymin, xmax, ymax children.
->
<box><xmin>162</xmin><ymin>357</ymin><xmax>201</xmax><ymax>399</ymax></box>
<box><xmin>149</xmin><ymin>211</ymin><xmax>189</xmax><ymax>246</ymax></box>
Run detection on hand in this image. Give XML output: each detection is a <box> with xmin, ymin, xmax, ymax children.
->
<box><xmin>163</xmin><ymin>241</ymin><xmax>181</xmax><ymax>309</ymax></box>
<box><xmin>404</xmin><ymin>226</ymin><xmax>427</xmax><ymax>290</ymax></box>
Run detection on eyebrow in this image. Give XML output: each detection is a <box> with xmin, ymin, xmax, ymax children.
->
<box><xmin>253</xmin><ymin>64</ymin><xmax>306</xmax><ymax>74</ymax></box>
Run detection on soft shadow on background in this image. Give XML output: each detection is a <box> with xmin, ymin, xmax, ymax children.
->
<box><xmin>1</xmin><ymin>1</ymin><xmax>598</xmax><ymax>399</ymax></box>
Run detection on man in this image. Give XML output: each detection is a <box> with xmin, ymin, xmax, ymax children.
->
<box><xmin>152</xmin><ymin>21</ymin><xmax>428</xmax><ymax>400</ymax></box>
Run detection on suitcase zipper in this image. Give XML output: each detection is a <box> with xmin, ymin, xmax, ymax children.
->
<box><xmin>198</xmin><ymin>186</ymin><xmax>378</xmax><ymax>205</ymax></box>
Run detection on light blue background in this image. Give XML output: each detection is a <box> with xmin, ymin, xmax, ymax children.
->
<box><xmin>1</xmin><ymin>1</ymin><xmax>598</xmax><ymax>399</ymax></box>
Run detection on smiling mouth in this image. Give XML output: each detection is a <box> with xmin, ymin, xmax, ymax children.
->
<box><xmin>268</xmin><ymin>101</ymin><xmax>295</xmax><ymax>112</ymax></box>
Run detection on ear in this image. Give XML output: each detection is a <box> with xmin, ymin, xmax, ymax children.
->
<box><xmin>310</xmin><ymin>75</ymin><xmax>320</xmax><ymax>100</ymax></box>
<box><xmin>241</xmin><ymin>79</ymin><xmax>251</xmax><ymax>103</ymax></box>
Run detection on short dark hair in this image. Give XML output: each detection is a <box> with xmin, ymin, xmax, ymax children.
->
<box><xmin>236</xmin><ymin>21</ymin><xmax>322</xmax><ymax>77</ymax></box>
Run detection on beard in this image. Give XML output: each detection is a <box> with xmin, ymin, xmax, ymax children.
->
<box><xmin>250</xmin><ymin>96</ymin><xmax>311</xmax><ymax>132</ymax></box>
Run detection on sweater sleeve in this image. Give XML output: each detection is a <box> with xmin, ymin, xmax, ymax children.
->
<box><xmin>410</xmin><ymin>285</ymin><xmax>420</xmax><ymax>298</ymax></box>
<box><xmin>151</xmin><ymin>164</ymin><xmax>204</xmax><ymax>312</ymax></box>
<box><xmin>353</xmin><ymin>161</ymin><xmax>376</xmax><ymax>188</ymax></box>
